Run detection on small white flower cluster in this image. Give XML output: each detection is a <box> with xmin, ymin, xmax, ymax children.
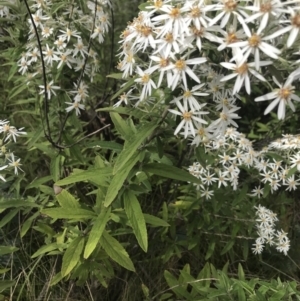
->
<box><xmin>16</xmin><ymin>0</ymin><xmax>111</xmax><ymax>115</ymax></box>
<box><xmin>189</xmin><ymin>128</ymin><xmax>300</xmax><ymax>199</ymax></box>
<box><xmin>117</xmin><ymin>0</ymin><xmax>300</xmax><ymax>139</ymax></box>
<box><xmin>0</xmin><ymin>120</ymin><xmax>26</xmax><ymax>181</ymax></box>
<box><xmin>188</xmin><ymin>127</ymin><xmax>254</xmax><ymax>199</ymax></box>
<box><xmin>252</xmin><ymin>205</ymin><xmax>290</xmax><ymax>256</ymax></box>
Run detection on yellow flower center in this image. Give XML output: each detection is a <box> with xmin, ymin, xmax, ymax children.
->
<box><xmin>236</xmin><ymin>63</ymin><xmax>248</xmax><ymax>75</ymax></box>
<box><xmin>46</xmin><ymin>49</ymin><xmax>53</xmax><ymax>57</ymax></box>
<box><xmin>220</xmin><ymin>112</ymin><xmax>228</xmax><ymax>121</ymax></box>
<box><xmin>198</xmin><ymin>128</ymin><xmax>205</xmax><ymax>136</ymax></box>
<box><xmin>192</xmin><ymin>26</ymin><xmax>205</xmax><ymax>37</ymax></box>
<box><xmin>159</xmin><ymin>58</ymin><xmax>169</xmax><ymax>67</ymax></box>
<box><xmin>248</xmin><ymin>33</ymin><xmax>261</xmax><ymax>47</ymax></box>
<box><xmin>223</xmin><ymin>98</ymin><xmax>229</xmax><ymax>106</ymax></box>
<box><xmin>260</xmin><ymin>2</ymin><xmax>272</xmax><ymax>12</ymax></box>
<box><xmin>278</xmin><ymin>88</ymin><xmax>292</xmax><ymax>100</ymax></box>
<box><xmin>224</xmin><ymin>0</ymin><xmax>237</xmax><ymax>11</ymax></box>
<box><xmin>3</xmin><ymin>124</ymin><xmax>10</xmax><ymax>132</ymax></box>
<box><xmin>141</xmin><ymin>26</ymin><xmax>152</xmax><ymax>37</ymax></box>
<box><xmin>184</xmin><ymin>90</ymin><xmax>192</xmax><ymax>98</ymax></box>
<box><xmin>190</xmin><ymin>7</ymin><xmax>201</xmax><ymax>18</ymax></box>
<box><xmin>165</xmin><ymin>33</ymin><xmax>174</xmax><ymax>43</ymax></box>
<box><xmin>152</xmin><ymin>0</ymin><xmax>163</xmax><ymax>8</ymax></box>
<box><xmin>141</xmin><ymin>74</ymin><xmax>150</xmax><ymax>84</ymax></box>
<box><xmin>227</xmin><ymin>32</ymin><xmax>238</xmax><ymax>44</ymax></box>
<box><xmin>183</xmin><ymin>112</ymin><xmax>192</xmax><ymax>120</ymax></box>
<box><xmin>169</xmin><ymin>7</ymin><xmax>181</xmax><ymax>19</ymax></box>
<box><xmin>175</xmin><ymin>59</ymin><xmax>186</xmax><ymax>71</ymax></box>
<box><xmin>291</xmin><ymin>14</ymin><xmax>300</xmax><ymax>27</ymax></box>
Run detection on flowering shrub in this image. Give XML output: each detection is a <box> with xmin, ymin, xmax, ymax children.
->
<box><xmin>114</xmin><ymin>0</ymin><xmax>300</xmax><ymax>258</ymax></box>
<box><xmin>1</xmin><ymin>0</ymin><xmax>300</xmax><ymax>299</ymax></box>
<box><xmin>117</xmin><ymin>0</ymin><xmax>300</xmax><ymax>132</ymax></box>
<box><xmin>16</xmin><ymin>0</ymin><xmax>111</xmax><ymax>117</ymax></box>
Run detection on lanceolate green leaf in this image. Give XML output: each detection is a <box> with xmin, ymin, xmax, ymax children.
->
<box><xmin>56</xmin><ymin>190</ymin><xmax>80</xmax><ymax>208</ymax></box>
<box><xmin>50</xmin><ymin>154</ymin><xmax>62</xmax><ymax>182</ymax></box>
<box><xmin>143</xmin><ymin>214</ymin><xmax>170</xmax><ymax>227</ymax></box>
<box><xmin>61</xmin><ymin>237</ymin><xmax>85</xmax><ymax>277</ymax></box>
<box><xmin>0</xmin><ymin>246</ymin><xmax>19</xmax><ymax>256</ymax></box>
<box><xmin>0</xmin><ymin>200</ymin><xmax>40</xmax><ymax>209</ymax></box>
<box><xmin>113</xmin><ymin>122</ymin><xmax>157</xmax><ymax>174</ymax></box>
<box><xmin>143</xmin><ymin>163</ymin><xmax>202</xmax><ymax>184</ymax></box>
<box><xmin>41</xmin><ymin>208</ymin><xmax>96</xmax><ymax>219</ymax></box>
<box><xmin>104</xmin><ymin>153</ymin><xmax>140</xmax><ymax>207</ymax></box>
<box><xmin>0</xmin><ymin>281</ymin><xmax>15</xmax><ymax>293</ymax></box>
<box><xmin>100</xmin><ymin>230</ymin><xmax>135</xmax><ymax>272</ymax></box>
<box><xmin>110</xmin><ymin>112</ymin><xmax>133</xmax><ymax>140</ymax></box>
<box><xmin>124</xmin><ymin>191</ymin><xmax>148</xmax><ymax>252</ymax></box>
<box><xmin>84</xmin><ymin>207</ymin><xmax>111</xmax><ymax>259</ymax></box>
<box><xmin>0</xmin><ymin>209</ymin><xmax>19</xmax><ymax>228</ymax></box>
<box><xmin>55</xmin><ymin>167</ymin><xmax>112</xmax><ymax>186</ymax></box>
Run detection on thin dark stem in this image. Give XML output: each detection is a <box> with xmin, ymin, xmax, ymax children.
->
<box><xmin>23</xmin><ymin>0</ymin><xmax>54</xmax><ymax>145</ymax></box>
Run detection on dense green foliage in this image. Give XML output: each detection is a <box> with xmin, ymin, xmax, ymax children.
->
<box><xmin>0</xmin><ymin>0</ymin><xmax>300</xmax><ymax>300</ymax></box>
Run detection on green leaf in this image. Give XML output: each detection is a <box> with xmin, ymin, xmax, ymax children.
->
<box><xmin>33</xmin><ymin>222</ymin><xmax>55</xmax><ymax>237</ymax></box>
<box><xmin>84</xmin><ymin>207</ymin><xmax>111</xmax><ymax>259</ymax></box>
<box><xmin>0</xmin><ymin>200</ymin><xmax>40</xmax><ymax>209</ymax></box>
<box><xmin>110</xmin><ymin>112</ymin><xmax>133</xmax><ymax>140</ymax></box>
<box><xmin>138</xmin><ymin>2</ymin><xmax>151</xmax><ymax>11</ymax></box>
<box><xmin>106</xmin><ymin>73</ymin><xmax>124</xmax><ymax>79</ymax></box>
<box><xmin>124</xmin><ymin>191</ymin><xmax>148</xmax><ymax>252</ymax></box>
<box><xmin>0</xmin><ymin>209</ymin><xmax>19</xmax><ymax>228</ymax></box>
<box><xmin>143</xmin><ymin>214</ymin><xmax>170</xmax><ymax>227</ymax></box>
<box><xmin>220</xmin><ymin>240</ymin><xmax>235</xmax><ymax>255</ymax></box>
<box><xmin>143</xmin><ymin>163</ymin><xmax>202</xmax><ymax>184</ymax></box>
<box><xmin>114</xmin><ymin>122</ymin><xmax>157</xmax><ymax>174</ymax></box>
<box><xmin>287</xmin><ymin>165</ymin><xmax>298</xmax><ymax>177</ymax></box>
<box><xmin>61</xmin><ymin>237</ymin><xmax>85</xmax><ymax>277</ymax></box>
<box><xmin>164</xmin><ymin>270</ymin><xmax>191</xmax><ymax>299</ymax></box>
<box><xmin>205</xmin><ymin>241</ymin><xmax>215</xmax><ymax>260</ymax></box>
<box><xmin>104</xmin><ymin>153</ymin><xmax>140</xmax><ymax>207</ymax></box>
<box><xmin>0</xmin><ymin>281</ymin><xmax>15</xmax><ymax>293</ymax></box>
<box><xmin>238</xmin><ymin>263</ymin><xmax>245</xmax><ymax>280</ymax></box>
<box><xmin>55</xmin><ymin>167</ymin><xmax>112</xmax><ymax>186</ymax></box>
<box><xmin>0</xmin><ymin>246</ymin><xmax>18</xmax><ymax>256</ymax></box>
<box><xmin>21</xmin><ymin>212</ymin><xmax>40</xmax><ymax>238</ymax></box>
<box><xmin>84</xmin><ymin>141</ymin><xmax>123</xmax><ymax>152</ymax></box>
<box><xmin>41</xmin><ymin>208</ymin><xmax>96</xmax><ymax>219</ymax></box>
<box><xmin>100</xmin><ymin>230</ymin><xmax>135</xmax><ymax>272</ymax></box>
<box><xmin>56</xmin><ymin>190</ymin><xmax>80</xmax><ymax>208</ymax></box>
<box><xmin>31</xmin><ymin>243</ymin><xmax>59</xmax><ymax>258</ymax></box>
<box><xmin>50</xmin><ymin>272</ymin><xmax>63</xmax><ymax>286</ymax></box>
<box><xmin>9</xmin><ymin>83</ymin><xmax>29</xmax><ymax>99</ymax></box>
<box><xmin>50</xmin><ymin>155</ymin><xmax>62</xmax><ymax>182</ymax></box>
<box><xmin>26</xmin><ymin>175</ymin><xmax>53</xmax><ymax>189</ymax></box>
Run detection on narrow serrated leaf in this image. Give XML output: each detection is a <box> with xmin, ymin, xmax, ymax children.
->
<box><xmin>61</xmin><ymin>237</ymin><xmax>84</xmax><ymax>277</ymax></box>
<box><xmin>113</xmin><ymin>122</ymin><xmax>157</xmax><ymax>174</ymax></box>
<box><xmin>100</xmin><ymin>230</ymin><xmax>135</xmax><ymax>271</ymax></box>
<box><xmin>55</xmin><ymin>167</ymin><xmax>112</xmax><ymax>186</ymax></box>
<box><xmin>124</xmin><ymin>191</ymin><xmax>148</xmax><ymax>252</ymax></box>
<box><xmin>104</xmin><ymin>153</ymin><xmax>140</xmax><ymax>207</ymax></box>
<box><xmin>143</xmin><ymin>163</ymin><xmax>202</xmax><ymax>184</ymax></box>
<box><xmin>84</xmin><ymin>207</ymin><xmax>111</xmax><ymax>259</ymax></box>
<box><xmin>56</xmin><ymin>190</ymin><xmax>80</xmax><ymax>208</ymax></box>
<box><xmin>41</xmin><ymin>208</ymin><xmax>96</xmax><ymax>219</ymax></box>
